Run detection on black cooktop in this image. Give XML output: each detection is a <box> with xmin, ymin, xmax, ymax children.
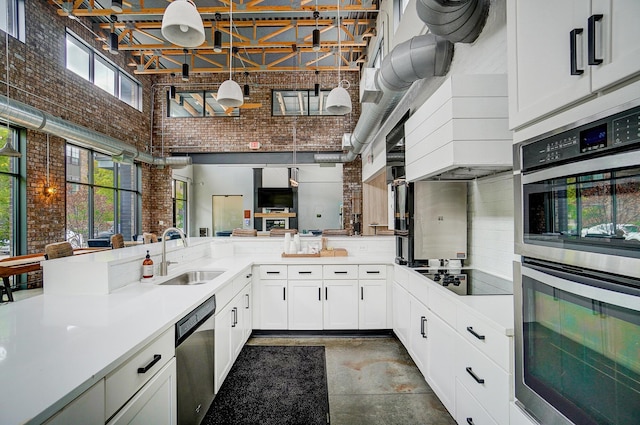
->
<box><xmin>416</xmin><ymin>269</ymin><xmax>513</xmax><ymax>296</ymax></box>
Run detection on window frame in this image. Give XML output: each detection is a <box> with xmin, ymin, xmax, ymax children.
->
<box><xmin>0</xmin><ymin>0</ymin><xmax>25</xmax><ymax>42</ymax></box>
<box><xmin>271</xmin><ymin>88</ymin><xmax>338</xmax><ymax>116</ymax></box>
<box><xmin>172</xmin><ymin>179</ymin><xmax>188</xmax><ymax>234</ymax></box>
<box><xmin>65</xmin><ymin>30</ymin><xmax>143</xmax><ymax>110</ymax></box>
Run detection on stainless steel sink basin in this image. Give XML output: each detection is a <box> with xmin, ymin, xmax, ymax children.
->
<box><xmin>161</xmin><ymin>270</ymin><xmax>224</xmax><ymax>286</ymax></box>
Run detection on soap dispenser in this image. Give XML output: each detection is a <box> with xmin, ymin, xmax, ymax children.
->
<box><xmin>142</xmin><ymin>250</ymin><xmax>154</xmax><ymax>279</ymax></box>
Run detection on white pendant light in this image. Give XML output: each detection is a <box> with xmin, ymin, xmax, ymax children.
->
<box><xmin>161</xmin><ymin>0</ymin><xmax>205</xmax><ymax>48</ymax></box>
<box><xmin>326</xmin><ymin>0</ymin><xmax>352</xmax><ymax>115</ymax></box>
<box><xmin>217</xmin><ymin>4</ymin><xmax>243</xmax><ymax>108</ymax></box>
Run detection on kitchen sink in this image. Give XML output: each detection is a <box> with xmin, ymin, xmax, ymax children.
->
<box><xmin>161</xmin><ymin>270</ymin><xmax>225</xmax><ymax>286</ymax></box>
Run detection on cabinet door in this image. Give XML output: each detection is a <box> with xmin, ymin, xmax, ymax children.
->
<box><xmin>214</xmin><ymin>303</ymin><xmax>234</xmax><ymax>393</ymax></box>
<box><xmin>323</xmin><ymin>279</ymin><xmax>358</xmax><ymax>329</ymax></box>
<box><xmin>107</xmin><ymin>358</ymin><xmax>177</xmax><ymax>425</ymax></box>
<box><xmin>508</xmin><ymin>0</ymin><xmax>592</xmax><ymax>128</ymax></box>
<box><xmin>392</xmin><ymin>282</ymin><xmax>411</xmax><ymax>347</ymax></box>
<box><xmin>426</xmin><ymin>310</ymin><xmax>456</xmax><ymax>415</ymax></box>
<box><xmin>288</xmin><ymin>280</ymin><xmax>323</xmax><ymax>330</ymax></box>
<box><xmin>591</xmin><ymin>0</ymin><xmax>640</xmax><ymax>91</ymax></box>
<box><xmin>359</xmin><ymin>279</ymin><xmax>387</xmax><ymax>330</ymax></box>
<box><xmin>258</xmin><ymin>280</ymin><xmax>288</xmax><ymax>329</ymax></box>
<box><xmin>230</xmin><ymin>294</ymin><xmax>245</xmax><ymax>359</ymax></box>
<box><xmin>409</xmin><ymin>298</ymin><xmax>429</xmax><ymax>377</ymax></box>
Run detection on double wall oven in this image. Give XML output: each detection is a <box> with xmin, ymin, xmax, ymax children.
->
<box><xmin>514</xmin><ymin>103</ymin><xmax>640</xmax><ymax>425</ymax></box>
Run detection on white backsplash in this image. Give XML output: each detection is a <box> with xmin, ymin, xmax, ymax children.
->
<box><xmin>467</xmin><ymin>172</ymin><xmax>516</xmax><ymax>280</ymax></box>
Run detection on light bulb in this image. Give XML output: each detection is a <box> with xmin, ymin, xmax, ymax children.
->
<box><xmin>180</xmin><ymin>24</ymin><xmax>189</xmax><ymax>33</ymax></box>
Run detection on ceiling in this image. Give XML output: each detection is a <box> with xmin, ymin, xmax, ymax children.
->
<box><xmin>51</xmin><ymin>0</ymin><xmax>379</xmax><ymax>77</ymax></box>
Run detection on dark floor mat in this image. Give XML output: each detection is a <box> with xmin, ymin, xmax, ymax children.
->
<box><xmin>202</xmin><ymin>345</ymin><xmax>330</xmax><ymax>425</ymax></box>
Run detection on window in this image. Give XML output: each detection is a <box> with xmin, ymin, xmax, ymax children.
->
<box><xmin>65</xmin><ymin>144</ymin><xmax>141</xmax><ymax>245</ymax></box>
<box><xmin>394</xmin><ymin>0</ymin><xmax>410</xmax><ymax>32</ymax></box>
<box><xmin>172</xmin><ymin>180</ymin><xmax>187</xmax><ymax>233</ymax></box>
<box><xmin>372</xmin><ymin>35</ymin><xmax>384</xmax><ymax>69</ymax></box>
<box><xmin>272</xmin><ymin>89</ymin><xmax>337</xmax><ymax>116</ymax></box>
<box><xmin>168</xmin><ymin>90</ymin><xmax>239</xmax><ymax>117</ymax></box>
<box><xmin>0</xmin><ymin>125</ymin><xmax>22</xmax><ymax>262</ymax></box>
<box><xmin>0</xmin><ymin>0</ymin><xmax>25</xmax><ymax>41</ymax></box>
<box><xmin>65</xmin><ymin>31</ymin><xmax>142</xmax><ymax>110</ymax></box>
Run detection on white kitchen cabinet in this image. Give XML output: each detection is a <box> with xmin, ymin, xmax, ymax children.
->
<box><xmin>44</xmin><ymin>380</ymin><xmax>104</xmax><ymax>425</ymax></box>
<box><xmin>507</xmin><ymin>0</ymin><xmax>640</xmax><ymax>129</ymax></box>
<box><xmin>409</xmin><ymin>296</ymin><xmax>429</xmax><ymax>376</ymax></box>
<box><xmin>241</xmin><ymin>284</ymin><xmax>253</xmax><ymax>342</ymax></box>
<box><xmin>358</xmin><ymin>279</ymin><xmax>387</xmax><ymax>329</ymax></box>
<box><xmin>392</xmin><ymin>281</ymin><xmax>411</xmax><ymax>347</ymax></box>
<box><xmin>107</xmin><ymin>358</ymin><xmax>177</xmax><ymax>425</ymax></box>
<box><xmin>509</xmin><ymin>402</ymin><xmax>538</xmax><ymax>425</ymax></box>
<box><xmin>323</xmin><ymin>279</ymin><xmax>359</xmax><ymax>329</ymax></box>
<box><xmin>258</xmin><ymin>279</ymin><xmax>288</xmax><ymax>329</ymax></box>
<box><xmin>456</xmin><ymin>378</ymin><xmax>498</xmax><ymax>425</ymax></box>
<box><xmin>288</xmin><ymin>279</ymin><xmax>323</xmax><ymax>330</ymax></box>
<box><xmin>426</xmin><ymin>309</ymin><xmax>456</xmax><ymax>415</ymax></box>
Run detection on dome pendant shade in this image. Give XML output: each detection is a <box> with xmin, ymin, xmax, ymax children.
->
<box><xmin>326</xmin><ymin>86</ymin><xmax>352</xmax><ymax>115</ymax></box>
<box><xmin>217</xmin><ymin>80</ymin><xmax>244</xmax><ymax>108</ymax></box>
<box><xmin>161</xmin><ymin>0</ymin><xmax>206</xmax><ymax>48</ymax></box>
<box><xmin>0</xmin><ymin>140</ymin><xmax>21</xmax><ymax>157</ymax></box>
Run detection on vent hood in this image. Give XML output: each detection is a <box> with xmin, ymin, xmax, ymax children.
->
<box><xmin>404</xmin><ymin>74</ymin><xmax>512</xmax><ymax>181</ymax></box>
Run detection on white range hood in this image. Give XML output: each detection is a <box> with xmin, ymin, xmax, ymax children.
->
<box><xmin>404</xmin><ymin>74</ymin><xmax>512</xmax><ymax>181</ymax></box>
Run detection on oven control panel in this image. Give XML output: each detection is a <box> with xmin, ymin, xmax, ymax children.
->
<box><xmin>522</xmin><ymin>105</ymin><xmax>640</xmax><ymax>172</ymax></box>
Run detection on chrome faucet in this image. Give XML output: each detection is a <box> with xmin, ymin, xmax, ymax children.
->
<box><xmin>160</xmin><ymin>227</ymin><xmax>188</xmax><ymax>276</ymax></box>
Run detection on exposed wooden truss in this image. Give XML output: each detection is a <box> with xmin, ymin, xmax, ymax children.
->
<box><xmin>49</xmin><ymin>0</ymin><xmax>378</xmax><ymax>75</ymax></box>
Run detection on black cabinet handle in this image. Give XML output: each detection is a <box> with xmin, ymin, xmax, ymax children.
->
<box><xmin>283</xmin><ymin>287</ymin><xmax>286</xmax><ymax>300</ymax></box>
<box><xmin>231</xmin><ymin>307</ymin><xmax>237</xmax><ymax>327</ymax></box>
<box><xmin>137</xmin><ymin>354</ymin><xmax>161</xmax><ymax>374</ymax></box>
<box><xmin>420</xmin><ymin>316</ymin><xmax>427</xmax><ymax>338</ymax></box>
<box><xmin>466</xmin><ymin>418</ymin><xmax>475</xmax><ymax>425</ymax></box>
<box><xmin>325</xmin><ymin>287</ymin><xmax>328</xmax><ymax>300</ymax></box>
<box><xmin>366</xmin><ymin>270</ymin><xmax>380</xmax><ymax>274</ymax></box>
<box><xmin>466</xmin><ymin>326</ymin><xmax>486</xmax><ymax>340</ymax></box>
<box><xmin>245</xmin><ymin>293</ymin><xmax>250</xmax><ymax>309</ymax></box>
<box><xmin>266</xmin><ymin>271</ymin><xmax>280</xmax><ymax>275</ymax></box>
<box><xmin>466</xmin><ymin>367</ymin><xmax>485</xmax><ymax>384</ymax></box>
<box><xmin>570</xmin><ymin>28</ymin><xmax>584</xmax><ymax>75</ymax></box>
<box><xmin>361</xmin><ymin>286</ymin><xmax>364</xmax><ymax>300</ymax></box>
<box><xmin>246</xmin><ymin>273</ymin><xmax>252</xmax><ymax>279</ymax></box>
<box><xmin>333</xmin><ymin>271</ymin><xmax>348</xmax><ymax>274</ymax></box>
<box><xmin>299</xmin><ymin>271</ymin><xmax>312</xmax><ymax>274</ymax></box>
<box><xmin>318</xmin><ymin>287</ymin><xmax>321</xmax><ymax>301</ymax></box>
<box><xmin>588</xmin><ymin>14</ymin><xmax>603</xmax><ymax>65</ymax></box>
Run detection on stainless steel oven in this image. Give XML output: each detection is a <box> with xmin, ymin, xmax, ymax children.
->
<box><xmin>514</xmin><ymin>259</ymin><xmax>640</xmax><ymax>425</ymax></box>
<box><xmin>516</xmin><ymin>102</ymin><xmax>640</xmax><ymax>279</ymax></box>
<box><xmin>514</xmin><ymin>101</ymin><xmax>640</xmax><ymax>425</ymax></box>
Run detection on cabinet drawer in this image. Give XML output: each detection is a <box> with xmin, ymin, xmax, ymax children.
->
<box><xmin>259</xmin><ymin>265</ymin><xmax>288</xmax><ymax>280</ymax></box>
<box><xmin>233</xmin><ymin>268</ymin><xmax>253</xmax><ymax>293</ymax></box>
<box><xmin>456</xmin><ymin>378</ymin><xmax>499</xmax><ymax>425</ymax></box>
<box><xmin>408</xmin><ymin>272</ymin><xmax>429</xmax><ymax>306</ymax></box>
<box><xmin>428</xmin><ymin>287</ymin><xmax>456</xmax><ymax>329</ymax></box>
<box><xmin>394</xmin><ymin>265</ymin><xmax>409</xmax><ymax>289</ymax></box>
<box><xmin>288</xmin><ymin>265</ymin><xmax>323</xmax><ymax>279</ymax></box>
<box><xmin>323</xmin><ymin>264</ymin><xmax>358</xmax><ymax>279</ymax></box>
<box><xmin>456</xmin><ymin>336</ymin><xmax>510</xmax><ymax>425</ymax></box>
<box><xmin>105</xmin><ymin>328</ymin><xmax>175</xmax><ymax>419</ymax></box>
<box><xmin>358</xmin><ymin>264</ymin><xmax>387</xmax><ymax>279</ymax></box>
<box><xmin>457</xmin><ymin>307</ymin><xmax>510</xmax><ymax>371</ymax></box>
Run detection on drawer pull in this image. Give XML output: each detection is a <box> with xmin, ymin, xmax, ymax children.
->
<box><xmin>283</xmin><ymin>287</ymin><xmax>286</xmax><ymax>301</ymax></box>
<box><xmin>246</xmin><ymin>273</ymin><xmax>252</xmax><ymax>279</ymax></box>
<box><xmin>587</xmin><ymin>14</ymin><xmax>603</xmax><ymax>65</ymax></box>
<box><xmin>466</xmin><ymin>326</ymin><xmax>486</xmax><ymax>340</ymax></box>
<box><xmin>245</xmin><ymin>293</ymin><xmax>250</xmax><ymax>309</ymax></box>
<box><xmin>366</xmin><ymin>270</ymin><xmax>380</xmax><ymax>274</ymax></box>
<box><xmin>466</xmin><ymin>418</ymin><xmax>475</xmax><ymax>425</ymax></box>
<box><xmin>466</xmin><ymin>367</ymin><xmax>485</xmax><ymax>384</ymax></box>
<box><xmin>420</xmin><ymin>316</ymin><xmax>428</xmax><ymax>338</ymax></box>
<box><xmin>361</xmin><ymin>287</ymin><xmax>364</xmax><ymax>300</ymax></box>
<box><xmin>333</xmin><ymin>271</ymin><xmax>348</xmax><ymax>274</ymax></box>
<box><xmin>266</xmin><ymin>271</ymin><xmax>280</xmax><ymax>275</ymax></box>
<box><xmin>137</xmin><ymin>354</ymin><xmax>161</xmax><ymax>374</ymax></box>
<box><xmin>570</xmin><ymin>28</ymin><xmax>584</xmax><ymax>75</ymax></box>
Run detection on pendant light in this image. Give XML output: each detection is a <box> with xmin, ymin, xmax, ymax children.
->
<box><xmin>181</xmin><ymin>49</ymin><xmax>189</xmax><ymax>81</ymax></box>
<box><xmin>213</xmin><ymin>13</ymin><xmax>222</xmax><ymax>53</ymax></box>
<box><xmin>161</xmin><ymin>0</ymin><xmax>205</xmax><ymax>48</ymax></box>
<box><xmin>108</xmin><ymin>16</ymin><xmax>118</xmax><ymax>55</ymax></box>
<box><xmin>217</xmin><ymin>2</ymin><xmax>243</xmax><ymax>108</ymax></box>
<box><xmin>325</xmin><ymin>0</ymin><xmax>352</xmax><ymax>115</ymax></box>
<box><xmin>111</xmin><ymin>0</ymin><xmax>123</xmax><ymax>13</ymax></box>
<box><xmin>312</xmin><ymin>10</ymin><xmax>320</xmax><ymax>51</ymax></box>
<box><xmin>243</xmin><ymin>71</ymin><xmax>250</xmax><ymax>99</ymax></box>
<box><xmin>0</xmin><ymin>6</ymin><xmax>20</xmax><ymax>158</ymax></box>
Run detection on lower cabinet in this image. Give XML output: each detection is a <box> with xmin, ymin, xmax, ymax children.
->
<box><xmin>456</xmin><ymin>378</ymin><xmax>498</xmax><ymax>425</ymax></box>
<box><xmin>392</xmin><ymin>281</ymin><xmax>411</xmax><ymax>347</ymax></box>
<box><xmin>288</xmin><ymin>279</ymin><xmax>324</xmax><ymax>330</ymax></box>
<box><xmin>214</xmin><ymin>282</ymin><xmax>253</xmax><ymax>393</ymax></box>
<box><xmin>358</xmin><ymin>279</ymin><xmax>387</xmax><ymax>329</ymax></box>
<box><xmin>425</xmin><ymin>309</ymin><xmax>456</xmax><ymax>414</ymax></box>
<box><xmin>257</xmin><ymin>279</ymin><xmax>287</xmax><ymax>329</ymax></box>
<box><xmin>107</xmin><ymin>358</ymin><xmax>177</xmax><ymax>425</ymax></box>
<box><xmin>409</xmin><ymin>297</ymin><xmax>429</xmax><ymax>376</ymax></box>
<box><xmin>323</xmin><ymin>279</ymin><xmax>359</xmax><ymax>329</ymax></box>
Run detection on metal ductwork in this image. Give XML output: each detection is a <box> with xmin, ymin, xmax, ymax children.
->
<box><xmin>0</xmin><ymin>94</ymin><xmax>191</xmax><ymax>168</ymax></box>
<box><xmin>416</xmin><ymin>0</ymin><xmax>490</xmax><ymax>44</ymax></box>
<box><xmin>315</xmin><ymin>34</ymin><xmax>453</xmax><ymax>163</ymax></box>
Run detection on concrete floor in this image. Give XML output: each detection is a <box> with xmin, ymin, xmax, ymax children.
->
<box><xmin>247</xmin><ymin>336</ymin><xmax>456</xmax><ymax>425</ymax></box>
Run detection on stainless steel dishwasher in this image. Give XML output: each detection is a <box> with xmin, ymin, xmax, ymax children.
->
<box><xmin>175</xmin><ymin>294</ymin><xmax>216</xmax><ymax>425</ymax></box>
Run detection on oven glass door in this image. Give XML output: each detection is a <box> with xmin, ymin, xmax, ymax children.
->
<box><xmin>520</xmin><ymin>264</ymin><xmax>640</xmax><ymax>425</ymax></box>
<box><xmin>393</xmin><ymin>181</ymin><xmax>410</xmax><ymax>235</ymax></box>
<box><xmin>523</xmin><ymin>165</ymin><xmax>640</xmax><ymax>257</ymax></box>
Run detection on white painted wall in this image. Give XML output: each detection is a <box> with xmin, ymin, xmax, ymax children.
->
<box><xmin>296</xmin><ymin>164</ymin><xmax>343</xmax><ymax>231</ymax></box>
<box><xmin>192</xmin><ymin>166</ymin><xmax>254</xmax><ymax>236</ymax></box>
<box><xmin>467</xmin><ymin>172</ymin><xmax>516</xmax><ymax>280</ymax></box>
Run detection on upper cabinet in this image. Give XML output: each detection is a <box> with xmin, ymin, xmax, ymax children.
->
<box><xmin>507</xmin><ymin>0</ymin><xmax>640</xmax><ymax>130</ymax></box>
